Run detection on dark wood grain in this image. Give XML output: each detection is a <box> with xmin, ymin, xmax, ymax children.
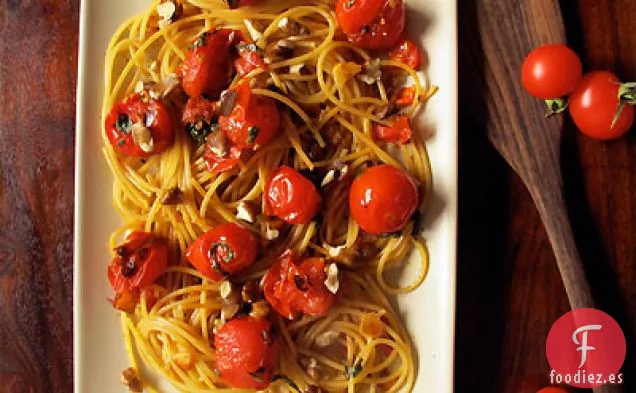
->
<box><xmin>458</xmin><ymin>0</ymin><xmax>636</xmax><ymax>393</ymax></box>
<box><xmin>0</xmin><ymin>1</ymin><xmax>634</xmax><ymax>393</ymax></box>
<box><xmin>0</xmin><ymin>1</ymin><xmax>79</xmax><ymax>392</ymax></box>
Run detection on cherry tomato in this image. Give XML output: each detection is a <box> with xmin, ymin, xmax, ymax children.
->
<box><xmin>372</xmin><ymin>115</ymin><xmax>413</xmax><ymax>144</ymax></box>
<box><xmin>338</xmin><ymin>0</ymin><xmax>405</xmax><ymax>50</ymax></box>
<box><xmin>235</xmin><ymin>43</ymin><xmax>269</xmax><ymax>76</ymax></box>
<box><xmin>107</xmin><ymin>231</ymin><xmax>169</xmax><ymax>312</ymax></box>
<box><xmin>262</xmin><ymin>250</ymin><xmax>337</xmax><ymax>319</ymax></box>
<box><xmin>264</xmin><ymin>166</ymin><xmax>322</xmax><ymax>224</ymax></box>
<box><xmin>179</xmin><ymin>29</ymin><xmax>240</xmax><ymax>99</ymax></box>
<box><xmin>336</xmin><ymin>0</ymin><xmax>386</xmax><ymax>34</ymax></box>
<box><xmin>349</xmin><ymin>164</ymin><xmax>418</xmax><ymax>234</ymax></box>
<box><xmin>203</xmin><ymin>144</ymin><xmax>243</xmax><ymax>174</ymax></box>
<box><xmin>182</xmin><ymin>97</ymin><xmax>220</xmax><ymax>143</ymax></box>
<box><xmin>215</xmin><ymin>317</ymin><xmax>280</xmax><ymax>389</ymax></box>
<box><xmin>218</xmin><ymin>81</ymin><xmax>280</xmax><ymax>149</ymax></box>
<box><xmin>389</xmin><ymin>36</ymin><xmax>421</xmax><ymax>69</ymax></box>
<box><xmin>104</xmin><ymin>92</ymin><xmax>175</xmax><ymax>157</ymax></box>
<box><xmin>521</xmin><ymin>44</ymin><xmax>582</xmax><ymax>99</ymax></box>
<box><xmin>569</xmin><ymin>71</ymin><xmax>634</xmax><ymax>140</ymax></box>
<box><xmin>392</xmin><ymin>86</ymin><xmax>417</xmax><ymax>107</ymax></box>
<box><xmin>185</xmin><ymin>223</ymin><xmax>259</xmax><ymax>281</ymax></box>
<box><xmin>536</xmin><ymin>388</ymin><xmax>569</xmax><ymax>393</ymax></box>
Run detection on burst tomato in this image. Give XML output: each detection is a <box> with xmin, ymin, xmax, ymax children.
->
<box><xmin>104</xmin><ymin>92</ymin><xmax>175</xmax><ymax>157</ymax></box>
<box><xmin>182</xmin><ymin>97</ymin><xmax>220</xmax><ymax>143</ymax></box>
<box><xmin>389</xmin><ymin>36</ymin><xmax>421</xmax><ymax>69</ymax></box>
<box><xmin>218</xmin><ymin>81</ymin><xmax>280</xmax><ymax>149</ymax></box>
<box><xmin>372</xmin><ymin>115</ymin><xmax>413</xmax><ymax>144</ymax></box>
<box><xmin>262</xmin><ymin>250</ymin><xmax>337</xmax><ymax>319</ymax></box>
<box><xmin>235</xmin><ymin>43</ymin><xmax>269</xmax><ymax>76</ymax></box>
<box><xmin>568</xmin><ymin>71</ymin><xmax>634</xmax><ymax>140</ymax></box>
<box><xmin>179</xmin><ymin>29</ymin><xmax>239</xmax><ymax>99</ymax></box>
<box><xmin>185</xmin><ymin>223</ymin><xmax>259</xmax><ymax>281</ymax></box>
<box><xmin>521</xmin><ymin>44</ymin><xmax>582</xmax><ymax>99</ymax></box>
<box><xmin>336</xmin><ymin>0</ymin><xmax>405</xmax><ymax>50</ymax></box>
<box><xmin>107</xmin><ymin>231</ymin><xmax>169</xmax><ymax>312</ymax></box>
<box><xmin>215</xmin><ymin>317</ymin><xmax>280</xmax><ymax>389</ymax></box>
<box><xmin>264</xmin><ymin>166</ymin><xmax>322</xmax><ymax>225</ymax></box>
<box><xmin>349</xmin><ymin>164</ymin><xmax>418</xmax><ymax>234</ymax></box>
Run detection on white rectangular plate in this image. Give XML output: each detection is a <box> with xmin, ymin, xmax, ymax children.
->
<box><xmin>74</xmin><ymin>1</ymin><xmax>457</xmax><ymax>392</ymax></box>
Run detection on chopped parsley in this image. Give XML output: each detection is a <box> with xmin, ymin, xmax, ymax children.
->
<box><xmin>346</xmin><ymin>0</ymin><xmax>355</xmax><ymax>7</ymax></box>
<box><xmin>117</xmin><ymin>138</ymin><xmax>125</xmax><ymax>147</ymax></box>
<box><xmin>115</xmin><ymin>113</ymin><xmax>132</xmax><ymax>134</ymax></box>
<box><xmin>247</xmin><ymin>126</ymin><xmax>260</xmax><ymax>144</ymax></box>
<box><xmin>186</xmin><ymin>119</ymin><xmax>218</xmax><ymax>143</ymax></box>
<box><xmin>344</xmin><ymin>360</ymin><xmax>363</xmax><ymax>379</ymax></box>
<box><xmin>210</xmin><ymin>242</ymin><xmax>235</xmax><ymax>264</ymax></box>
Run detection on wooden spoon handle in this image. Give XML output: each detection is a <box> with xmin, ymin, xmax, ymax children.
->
<box><xmin>532</xmin><ymin>188</ymin><xmax>593</xmax><ymax>310</ymax></box>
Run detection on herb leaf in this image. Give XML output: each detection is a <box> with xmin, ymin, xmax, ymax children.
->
<box><xmin>344</xmin><ymin>360</ymin><xmax>363</xmax><ymax>379</ymax></box>
<box><xmin>247</xmin><ymin>126</ymin><xmax>260</xmax><ymax>144</ymax></box>
<box><xmin>210</xmin><ymin>242</ymin><xmax>235</xmax><ymax>264</ymax></box>
<box><xmin>116</xmin><ymin>113</ymin><xmax>132</xmax><ymax>134</ymax></box>
<box><xmin>272</xmin><ymin>375</ymin><xmax>300</xmax><ymax>392</ymax></box>
<box><xmin>186</xmin><ymin>119</ymin><xmax>218</xmax><ymax>143</ymax></box>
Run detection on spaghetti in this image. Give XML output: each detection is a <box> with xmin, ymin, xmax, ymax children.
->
<box><xmin>102</xmin><ymin>0</ymin><xmax>435</xmax><ymax>392</ymax></box>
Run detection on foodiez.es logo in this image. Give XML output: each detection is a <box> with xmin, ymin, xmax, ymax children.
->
<box><xmin>546</xmin><ymin>308</ymin><xmax>626</xmax><ymax>388</ymax></box>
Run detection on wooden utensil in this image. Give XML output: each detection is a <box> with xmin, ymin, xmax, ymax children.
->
<box><xmin>471</xmin><ymin>1</ymin><xmax>620</xmax><ymax>391</ymax></box>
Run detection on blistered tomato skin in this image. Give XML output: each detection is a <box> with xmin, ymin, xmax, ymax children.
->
<box><xmin>349</xmin><ymin>165</ymin><xmax>419</xmax><ymax>235</ymax></box>
<box><xmin>215</xmin><ymin>317</ymin><xmax>280</xmax><ymax>389</ymax></box>
<box><xmin>104</xmin><ymin>93</ymin><xmax>175</xmax><ymax>157</ymax></box>
<box><xmin>264</xmin><ymin>166</ymin><xmax>322</xmax><ymax>225</ymax></box>
<box><xmin>185</xmin><ymin>223</ymin><xmax>259</xmax><ymax>281</ymax></box>
<box><xmin>338</xmin><ymin>0</ymin><xmax>405</xmax><ymax>50</ymax></box>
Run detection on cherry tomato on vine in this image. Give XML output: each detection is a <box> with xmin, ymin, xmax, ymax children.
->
<box><xmin>521</xmin><ymin>44</ymin><xmax>582</xmax><ymax>99</ymax></box>
<box><xmin>264</xmin><ymin>166</ymin><xmax>322</xmax><ymax>225</ymax></box>
<box><xmin>389</xmin><ymin>36</ymin><xmax>421</xmax><ymax>69</ymax></box>
<box><xmin>262</xmin><ymin>250</ymin><xmax>337</xmax><ymax>319</ymax></box>
<box><xmin>336</xmin><ymin>0</ymin><xmax>405</xmax><ymax>50</ymax></box>
<box><xmin>104</xmin><ymin>92</ymin><xmax>175</xmax><ymax>157</ymax></box>
<box><xmin>569</xmin><ymin>71</ymin><xmax>634</xmax><ymax>140</ymax></box>
<box><xmin>349</xmin><ymin>164</ymin><xmax>419</xmax><ymax>234</ymax></box>
<box><xmin>107</xmin><ymin>231</ymin><xmax>169</xmax><ymax>312</ymax></box>
<box><xmin>215</xmin><ymin>316</ymin><xmax>280</xmax><ymax>389</ymax></box>
<box><xmin>185</xmin><ymin>223</ymin><xmax>259</xmax><ymax>281</ymax></box>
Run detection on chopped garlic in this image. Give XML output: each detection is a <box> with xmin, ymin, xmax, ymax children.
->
<box><xmin>219</xmin><ymin>280</ymin><xmax>233</xmax><ymax>300</ymax></box>
<box><xmin>264</xmin><ymin>225</ymin><xmax>279</xmax><ymax>240</ymax></box>
<box><xmin>323</xmin><ymin>263</ymin><xmax>339</xmax><ymax>294</ymax></box>
<box><xmin>157</xmin><ymin>1</ymin><xmax>177</xmax><ymax>29</ymax></box>
<box><xmin>321</xmin><ymin>169</ymin><xmax>336</xmax><ymax>187</ymax></box>
<box><xmin>221</xmin><ymin>303</ymin><xmax>239</xmax><ymax>322</ymax></box>
<box><xmin>131</xmin><ymin>123</ymin><xmax>154</xmax><ymax>153</ymax></box>
<box><xmin>289</xmin><ymin>63</ymin><xmax>304</xmax><ymax>74</ymax></box>
<box><xmin>161</xmin><ymin>73</ymin><xmax>180</xmax><ymax>97</ymax></box>
<box><xmin>327</xmin><ymin>245</ymin><xmax>346</xmax><ymax>258</ymax></box>
<box><xmin>243</xmin><ymin>19</ymin><xmax>262</xmax><ymax>41</ymax></box>
<box><xmin>236</xmin><ymin>201</ymin><xmax>256</xmax><ymax>223</ymax></box>
<box><xmin>277</xmin><ymin>17</ymin><xmax>289</xmax><ymax>29</ymax></box>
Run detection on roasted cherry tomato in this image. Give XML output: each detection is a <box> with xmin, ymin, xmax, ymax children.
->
<box><xmin>215</xmin><ymin>316</ymin><xmax>280</xmax><ymax>389</ymax></box>
<box><xmin>219</xmin><ymin>81</ymin><xmax>280</xmax><ymax>148</ymax></box>
<box><xmin>389</xmin><ymin>36</ymin><xmax>421</xmax><ymax>69</ymax></box>
<box><xmin>235</xmin><ymin>43</ymin><xmax>269</xmax><ymax>76</ymax></box>
<box><xmin>372</xmin><ymin>115</ymin><xmax>413</xmax><ymax>144</ymax></box>
<box><xmin>336</xmin><ymin>0</ymin><xmax>386</xmax><ymax>34</ymax></box>
<box><xmin>569</xmin><ymin>71</ymin><xmax>634</xmax><ymax>140</ymax></box>
<box><xmin>392</xmin><ymin>86</ymin><xmax>418</xmax><ymax>107</ymax></box>
<box><xmin>107</xmin><ymin>231</ymin><xmax>169</xmax><ymax>312</ymax></box>
<box><xmin>182</xmin><ymin>97</ymin><xmax>220</xmax><ymax>143</ymax></box>
<box><xmin>179</xmin><ymin>29</ymin><xmax>240</xmax><ymax>99</ymax></box>
<box><xmin>336</xmin><ymin>0</ymin><xmax>405</xmax><ymax>50</ymax></box>
<box><xmin>104</xmin><ymin>92</ymin><xmax>175</xmax><ymax>157</ymax></box>
<box><xmin>203</xmin><ymin>143</ymin><xmax>243</xmax><ymax>173</ymax></box>
<box><xmin>349</xmin><ymin>164</ymin><xmax>418</xmax><ymax>234</ymax></box>
<box><xmin>521</xmin><ymin>44</ymin><xmax>582</xmax><ymax>99</ymax></box>
<box><xmin>185</xmin><ymin>223</ymin><xmax>259</xmax><ymax>281</ymax></box>
<box><xmin>264</xmin><ymin>166</ymin><xmax>322</xmax><ymax>225</ymax></box>
<box><xmin>262</xmin><ymin>250</ymin><xmax>337</xmax><ymax>319</ymax></box>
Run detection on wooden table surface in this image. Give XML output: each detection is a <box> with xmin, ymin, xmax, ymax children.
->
<box><xmin>0</xmin><ymin>0</ymin><xmax>633</xmax><ymax>392</ymax></box>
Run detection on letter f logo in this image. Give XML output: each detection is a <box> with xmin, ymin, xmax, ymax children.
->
<box><xmin>572</xmin><ymin>324</ymin><xmax>602</xmax><ymax>368</ymax></box>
